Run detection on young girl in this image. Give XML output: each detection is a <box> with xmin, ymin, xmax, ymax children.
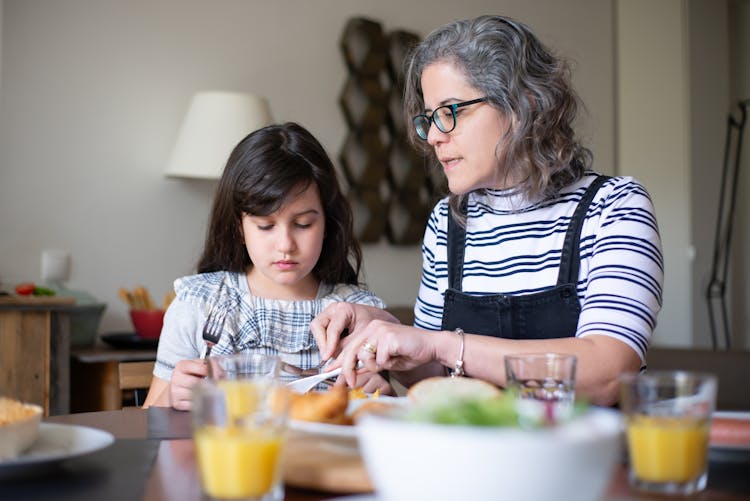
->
<box><xmin>144</xmin><ymin>122</ymin><xmax>387</xmax><ymax>410</ymax></box>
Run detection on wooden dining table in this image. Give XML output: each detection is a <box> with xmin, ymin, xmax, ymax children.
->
<box><xmin>0</xmin><ymin>407</ymin><xmax>747</xmax><ymax>500</ymax></box>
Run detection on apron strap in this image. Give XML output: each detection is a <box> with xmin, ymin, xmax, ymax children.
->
<box><xmin>447</xmin><ymin>175</ymin><xmax>610</xmax><ymax>291</ymax></box>
<box><xmin>446</xmin><ymin>198</ymin><xmax>468</xmax><ymax>291</ymax></box>
<box><xmin>557</xmin><ymin>175</ymin><xmax>611</xmax><ymax>286</ymax></box>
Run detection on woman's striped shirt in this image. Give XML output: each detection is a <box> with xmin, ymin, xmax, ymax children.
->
<box><xmin>414</xmin><ymin>172</ymin><xmax>663</xmax><ymax>362</ymax></box>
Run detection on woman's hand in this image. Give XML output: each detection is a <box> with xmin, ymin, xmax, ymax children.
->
<box><xmin>331</xmin><ymin>320</ymin><xmax>439</xmax><ymax>387</ymax></box>
<box><xmin>169</xmin><ymin>359</ymin><xmax>207</xmax><ymax>411</ymax></box>
<box><xmin>334</xmin><ymin>369</ymin><xmax>394</xmax><ymax>395</ymax></box>
<box><xmin>311</xmin><ymin>303</ymin><xmax>398</xmax><ymax>361</ymax></box>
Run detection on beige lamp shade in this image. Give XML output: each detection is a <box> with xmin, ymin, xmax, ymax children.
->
<box><xmin>164</xmin><ymin>91</ymin><xmax>273</xmax><ymax>179</ymax></box>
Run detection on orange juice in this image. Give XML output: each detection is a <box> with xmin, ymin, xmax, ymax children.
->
<box><xmin>217</xmin><ymin>380</ymin><xmax>261</xmax><ymax>420</ymax></box>
<box><xmin>626</xmin><ymin>415</ymin><xmax>709</xmax><ymax>483</ymax></box>
<box><xmin>195</xmin><ymin>425</ymin><xmax>283</xmax><ymax>499</ymax></box>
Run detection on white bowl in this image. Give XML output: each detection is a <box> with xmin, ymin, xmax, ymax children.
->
<box><xmin>357</xmin><ymin>407</ymin><xmax>622</xmax><ymax>501</ymax></box>
<box><xmin>0</xmin><ymin>400</ymin><xmax>43</xmax><ymax>460</ymax></box>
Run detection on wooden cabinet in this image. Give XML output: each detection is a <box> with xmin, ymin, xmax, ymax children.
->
<box><xmin>0</xmin><ymin>296</ymin><xmax>75</xmax><ymax>415</ymax></box>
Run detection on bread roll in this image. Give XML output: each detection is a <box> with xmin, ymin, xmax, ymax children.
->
<box><xmin>407</xmin><ymin>376</ymin><xmax>502</xmax><ymax>404</ymax></box>
<box><xmin>289</xmin><ymin>385</ymin><xmax>349</xmax><ymax>424</ymax></box>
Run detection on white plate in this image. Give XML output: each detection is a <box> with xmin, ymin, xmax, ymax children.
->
<box><xmin>0</xmin><ymin>422</ymin><xmax>114</xmax><ymax>470</ymax></box>
<box><xmin>290</xmin><ymin>418</ymin><xmax>358</xmax><ymax>439</ymax></box>
<box><xmin>714</xmin><ymin>410</ymin><xmax>750</xmax><ymax>419</ymax></box>
<box><xmin>289</xmin><ymin>396</ymin><xmax>408</xmax><ymax>439</ymax></box>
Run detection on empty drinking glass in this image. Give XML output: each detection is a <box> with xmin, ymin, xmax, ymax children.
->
<box><xmin>504</xmin><ymin>353</ymin><xmax>577</xmax><ymax>427</ymax></box>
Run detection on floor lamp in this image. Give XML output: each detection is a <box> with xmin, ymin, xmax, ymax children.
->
<box><xmin>706</xmin><ymin>98</ymin><xmax>750</xmax><ymax>350</ymax></box>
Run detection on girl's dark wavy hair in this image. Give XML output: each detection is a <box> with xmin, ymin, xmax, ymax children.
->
<box><xmin>197</xmin><ymin>122</ymin><xmax>362</xmax><ymax>285</ymax></box>
<box><xmin>403</xmin><ymin>15</ymin><xmax>592</xmax><ymax>220</ymax></box>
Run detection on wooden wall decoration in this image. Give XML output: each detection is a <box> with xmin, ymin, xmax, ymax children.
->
<box><xmin>339</xmin><ymin>18</ymin><xmax>444</xmax><ymax>245</ymax></box>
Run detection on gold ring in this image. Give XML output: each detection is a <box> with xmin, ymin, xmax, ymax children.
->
<box><xmin>361</xmin><ymin>341</ymin><xmax>377</xmax><ymax>355</ymax></box>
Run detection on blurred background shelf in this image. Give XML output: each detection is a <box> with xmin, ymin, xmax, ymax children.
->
<box><xmin>0</xmin><ymin>295</ymin><xmax>76</xmax><ymax>306</ymax></box>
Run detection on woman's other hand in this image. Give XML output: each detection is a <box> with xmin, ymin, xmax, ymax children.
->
<box><xmin>334</xmin><ymin>369</ymin><xmax>394</xmax><ymax>395</ymax></box>
<box><xmin>311</xmin><ymin>303</ymin><xmax>398</xmax><ymax>361</ymax></box>
<box><xmin>168</xmin><ymin>359</ymin><xmax>208</xmax><ymax>411</ymax></box>
<box><xmin>333</xmin><ymin>320</ymin><xmax>439</xmax><ymax>387</ymax></box>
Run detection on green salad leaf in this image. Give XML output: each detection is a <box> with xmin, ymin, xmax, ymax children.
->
<box><xmin>405</xmin><ymin>395</ymin><xmax>591</xmax><ymax>428</ymax></box>
<box><xmin>407</xmin><ymin>395</ymin><xmax>519</xmax><ymax>427</ymax></box>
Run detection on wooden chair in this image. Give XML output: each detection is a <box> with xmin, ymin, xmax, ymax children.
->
<box><xmin>117</xmin><ymin>361</ymin><xmax>154</xmax><ymax>408</ymax></box>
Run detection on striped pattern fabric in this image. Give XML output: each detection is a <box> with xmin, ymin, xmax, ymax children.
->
<box><xmin>414</xmin><ymin>172</ymin><xmax>663</xmax><ymax>362</ymax></box>
<box><xmin>154</xmin><ymin>271</ymin><xmax>385</xmax><ymax>383</ymax></box>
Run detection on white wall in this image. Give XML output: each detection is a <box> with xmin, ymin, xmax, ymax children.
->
<box><xmin>0</xmin><ymin>2</ymin><xmax>3</xmax><ymax>93</ymax></box>
<box><xmin>0</xmin><ymin>0</ymin><xmax>615</xmax><ymax>334</ymax></box>
<box><xmin>616</xmin><ymin>0</ymin><xmax>692</xmax><ymax>346</ymax></box>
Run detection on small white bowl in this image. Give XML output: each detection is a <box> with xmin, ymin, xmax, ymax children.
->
<box><xmin>0</xmin><ymin>400</ymin><xmax>43</xmax><ymax>460</ymax></box>
<box><xmin>357</xmin><ymin>407</ymin><xmax>622</xmax><ymax>501</ymax></box>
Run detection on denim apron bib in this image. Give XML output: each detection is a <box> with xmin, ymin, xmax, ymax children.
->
<box><xmin>440</xmin><ymin>176</ymin><xmax>609</xmax><ymax>339</ymax></box>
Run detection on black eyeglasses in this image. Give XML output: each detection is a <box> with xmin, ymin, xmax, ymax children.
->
<box><xmin>413</xmin><ymin>97</ymin><xmax>488</xmax><ymax>140</ymax></box>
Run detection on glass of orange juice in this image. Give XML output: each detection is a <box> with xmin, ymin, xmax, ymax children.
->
<box><xmin>193</xmin><ymin>353</ymin><xmax>291</xmax><ymax>500</ymax></box>
<box><xmin>619</xmin><ymin>371</ymin><xmax>717</xmax><ymax>496</ymax></box>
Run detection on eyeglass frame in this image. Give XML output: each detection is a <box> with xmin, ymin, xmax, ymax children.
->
<box><xmin>412</xmin><ymin>97</ymin><xmax>488</xmax><ymax>140</ymax></box>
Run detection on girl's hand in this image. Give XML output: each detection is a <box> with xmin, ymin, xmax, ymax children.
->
<box><xmin>169</xmin><ymin>359</ymin><xmax>208</xmax><ymax>411</ymax></box>
<box><xmin>332</xmin><ymin>320</ymin><xmax>438</xmax><ymax>387</ymax></box>
<box><xmin>311</xmin><ymin>303</ymin><xmax>398</xmax><ymax>361</ymax></box>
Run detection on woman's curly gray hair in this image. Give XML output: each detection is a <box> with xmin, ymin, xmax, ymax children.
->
<box><xmin>403</xmin><ymin>15</ymin><xmax>592</xmax><ymax>219</ymax></box>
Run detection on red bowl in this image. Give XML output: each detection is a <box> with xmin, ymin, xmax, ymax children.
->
<box><xmin>129</xmin><ymin>309</ymin><xmax>165</xmax><ymax>339</ymax></box>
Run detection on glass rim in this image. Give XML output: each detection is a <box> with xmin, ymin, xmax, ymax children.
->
<box><xmin>618</xmin><ymin>370</ymin><xmax>718</xmax><ymax>385</ymax></box>
<box><xmin>207</xmin><ymin>352</ymin><xmax>281</xmax><ymax>362</ymax></box>
<box><xmin>504</xmin><ymin>352</ymin><xmax>577</xmax><ymax>362</ymax></box>
<box><xmin>205</xmin><ymin>352</ymin><xmax>282</xmax><ymax>380</ymax></box>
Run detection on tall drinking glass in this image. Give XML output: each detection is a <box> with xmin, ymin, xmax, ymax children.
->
<box><xmin>619</xmin><ymin>371</ymin><xmax>717</xmax><ymax>496</ymax></box>
<box><xmin>193</xmin><ymin>353</ymin><xmax>290</xmax><ymax>501</ymax></box>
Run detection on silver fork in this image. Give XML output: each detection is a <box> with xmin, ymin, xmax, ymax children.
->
<box><xmin>203</xmin><ymin>284</ymin><xmax>234</xmax><ymax>358</ymax></box>
<box><xmin>281</xmin><ymin>359</ymin><xmax>329</xmax><ymax>377</ymax></box>
<box><xmin>279</xmin><ymin>325</ymin><xmax>349</xmax><ymax>376</ymax></box>
<box><xmin>202</xmin><ymin>303</ymin><xmax>222</xmax><ymax>358</ymax></box>
<box><xmin>286</xmin><ymin>361</ymin><xmax>363</xmax><ymax>393</ymax></box>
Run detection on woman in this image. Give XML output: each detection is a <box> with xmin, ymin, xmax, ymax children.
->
<box><xmin>312</xmin><ymin>15</ymin><xmax>662</xmax><ymax>406</ymax></box>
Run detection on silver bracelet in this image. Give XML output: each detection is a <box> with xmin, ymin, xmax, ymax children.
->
<box><xmin>450</xmin><ymin>328</ymin><xmax>465</xmax><ymax>378</ymax></box>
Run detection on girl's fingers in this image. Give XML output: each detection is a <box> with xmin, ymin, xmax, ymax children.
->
<box><xmin>173</xmin><ymin>394</ymin><xmax>192</xmax><ymax>411</ymax></box>
<box><xmin>169</xmin><ymin>359</ymin><xmax>207</xmax><ymax>410</ymax></box>
<box><xmin>170</xmin><ymin>384</ymin><xmax>193</xmax><ymax>411</ymax></box>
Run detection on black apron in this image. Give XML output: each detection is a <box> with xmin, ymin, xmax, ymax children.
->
<box><xmin>440</xmin><ymin>175</ymin><xmax>610</xmax><ymax>340</ymax></box>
